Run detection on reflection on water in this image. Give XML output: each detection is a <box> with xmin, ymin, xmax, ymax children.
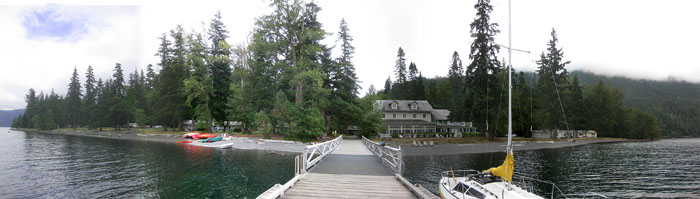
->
<box><xmin>404</xmin><ymin>139</ymin><xmax>700</xmax><ymax>198</ymax></box>
<box><xmin>0</xmin><ymin>128</ymin><xmax>295</xmax><ymax>198</ymax></box>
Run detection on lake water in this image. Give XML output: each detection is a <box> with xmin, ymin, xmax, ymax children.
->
<box><xmin>0</xmin><ymin>127</ymin><xmax>295</xmax><ymax>198</ymax></box>
<box><xmin>403</xmin><ymin>139</ymin><xmax>700</xmax><ymax>198</ymax></box>
<box><xmin>3</xmin><ymin>127</ymin><xmax>699</xmax><ymax>198</ymax></box>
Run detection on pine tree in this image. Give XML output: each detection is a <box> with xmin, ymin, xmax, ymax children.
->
<box><xmin>336</xmin><ymin>18</ymin><xmax>360</xmax><ymax>98</ymax></box>
<box><xmin>66</xmin><ymin>67</ymin><xmax>82</xmax><ymax>128</ymax></box>
<box><xmin>448</xmin><ymin>51</ymin><xmax>465</xmax><ymax>121</ymax></box>
<box><xmin>536</xmin><ymin>29</ymin><xmax>570</xmax><ymax>131</ymax></box>
<box><xmin>83</xmin><ymin>66</ymin><xmax>97</xmax><ymax>128</ymax></box>
<box><xmin>383</xmin><ymin>76</ymin><xmax>392</xmax><ymax>96</ymax></box>
<box><xmin>184</xmin><ymin>32</ymin><xmax>213</xmax><ymax>131</ymax></box>
<box><xmin>208</xmin><ymin>11</ymin><xmax>233</xmax><ymax>131</ymax></box>
<box><xmin>466</xmin><ymin>0</ymin><xmax>501</xmax><ymax>134</ymax></box>
<box><xmin>110</xmin><ymin>63</ymin><xmax>130</xmax><ymax>130</ymax></box>
<box><xmin>393</xmin><ymin>47</ymin><xmax>407</xmax><ymax>99</ymax></box>
<box><xmin>568</xmin><ymin>75</ymin><xmax>585</xmax><ymax>130</ymax></box>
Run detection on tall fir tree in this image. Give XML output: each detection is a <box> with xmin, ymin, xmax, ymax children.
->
<box><xmin>536</xmin><ymin>28</ymin><xmax>570</xmax><ymax>131</ymax></box>
<box><xmin>110</xmin><ymin>63</ymin><xmax>130</xmax><ymax>130</ymax></box>
<box><xmin>393</xmin><ymin>47</ymin><xmax>407</xmax><ymax>99</ymax></box>
<box><xmin>83</xmin><ymin>66</ymin><xmax>97</xmax><ymax>128</ymax></box>
<box><xmin>184</xmin><ymin>32</ymin><xmax>213</xmax><ymax>131</ymax></box>
<box><xmin>448</xmin><ymin>51</ymin><xmax>466</xmax><ymax>121</ymax></box>
<box><xmin>383</xmin><ymin>76</ymin><xmax>392</xmax><ymax>96</ymax></box>
<box><xmin>66</xmin><ymin>67</ymin><xmax>82</xmax><ymax>128</ymax></box>
<box><xmin>466</xmin><ymin>0</ymin><xmax>501</xmax><ymax>135</ymax></box>
<box><xmin>208</xmin><ymin>11</ymin><xmax>233</xmax><ymax>130</ymax></box>
<box><xmin>336</xmin><ymin>18</ymin><xmax>360</xmax><ymax>98</ymax></box>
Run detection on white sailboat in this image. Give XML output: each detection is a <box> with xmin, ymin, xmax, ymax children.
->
<box><xmin>438</xmin><ymin>0</ymin><xmax>545</xmax><ymax>198</ymax></box>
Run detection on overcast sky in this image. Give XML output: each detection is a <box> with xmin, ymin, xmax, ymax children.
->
<box><xmin>1</xmin><ymin>0</ymin><xmax>699</xmax><ymax>110</ymax></box>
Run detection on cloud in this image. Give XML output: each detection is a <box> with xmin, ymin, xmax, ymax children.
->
<box><xmin>22</xmin><ymin>7</ymin><xmax>90</xmax><ymax>42</ymax></box>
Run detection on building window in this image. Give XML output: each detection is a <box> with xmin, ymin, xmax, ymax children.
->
<box><xmin>413</xmin><ymin>114</ymin><xmax>416</xmax><ymax>118</ymax></box>
<box><xmin>423</xmin><ymin>114</ymin><xmax>426</xmax><ymax>118</ymax></box>
<box><xmin>391</xmin><ymin>103</ymin><xmax>398</xmax><ymax>109</ymax></box>
<box><xmin>410</xmin><ymin>103</ymin><xmax>418</xmax><ymax>109</ymax></box>
<box><xmin>403</xmin><ymin>114</ymin><xmax>406</xmax><ymax>118</ymax></box>
<box><xmin>393</xmin><ymin>114</ymin><xmax>396</xmax><ymax>118</ymax></box>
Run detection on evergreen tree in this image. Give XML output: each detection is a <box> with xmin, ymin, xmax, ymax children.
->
<box><xmin>110</xmin><ymin>63</ymin><xmax>130</xmax><ymax>130</ymax></box>
<box><xmin>393</xmin><ymin>47</ymin><xmax>407</xmax><ymax>99</ymax></box>
<box><xmin>567</xmin><ymin>75</ymin><xmax>585</xmax><ymax>130</ymax></box>
<box><xmin>95</xmin><ymin>79</ymin><xmax>110</xmax><ymax>131</ymax></box>
<box><xmin>336</xmin><ymin>18</ymin><xmax>360</xmax><ymax>98</ymax></box>
<box><xmin>83</xmin><ymin>66</ymin><xmax>97</xmax><ymax>128</ymax></box>
<box><xmin>153</xmin><ymin>27</ymin><xmax>189</xmax><ymax>131</ymax></box>
<box><xmin>383</xmin><ymin>76</ymin><xmax>392</xmax><ymax>96</ymax></box>
<box><xmin>466</xmin><ymin>0</ymin><xmax>501</xmax><ymax>135</ymax></box>
<box><xmin>145</xmin><ymin>64</ymin><xmax>157</xmax><ymax>91</ymax></box>
<box><xmin>536</xmin><ymin>29</ymin><xmax>570</xmax><ymax>131</ymax></box>
<box><xmin>208</xmin><ymin>11</ymin><xmax>233</xmax><ymax>130</ymax></box>
<box><xmin>448</xmin><ymin>51</ymin><xmax>465</xmax><ymax>121</ymax></box>
<box><xmin>184</xmin><ymin>32</ymin><xmax>213</xmax><ymax>131</ymax></box>
<box><xmin>65</xmin><ymin>67</ymin><xmax>82</xmax><ymax>128</ymax></box>
<box><xmin>415</xmin><ymin>72</ymin><xmax>426</xmax><ymax>100</ymax></box>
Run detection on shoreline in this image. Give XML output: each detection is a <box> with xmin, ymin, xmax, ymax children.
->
<box><xmin>399</xmin><ymin>138</ymin><xmax>636</xmax><ymax>156</ymax></box>
<box><xmin>11</xmin><ymin>128</ymin><xmax>307</xmax><ymax>154</ymax></box>
<box><xmin>11</xmin><ymin>128</ymin><xmax>639</xmax><ymax>156</ymax></box>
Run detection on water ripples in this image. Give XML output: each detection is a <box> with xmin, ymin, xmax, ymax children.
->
<box><xmin>404</xmin><ymin>139</ymin><xmax>700</xmax><ymax>198</ymax></box>
<box><xmin>0</xmin><ymin>128</ymin><xmax>295</xmax><ymax>198</ymax></box>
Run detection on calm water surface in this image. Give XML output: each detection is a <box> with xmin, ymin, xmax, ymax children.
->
<box><xmin>0</xmin><ymin>127</ymin><xmax>294</xmax><ymax>198</ymax></box>
<box><xmin>404</xmin><ymin>139</ymin><xmax>700</xmax><ymax>198</ymax></box>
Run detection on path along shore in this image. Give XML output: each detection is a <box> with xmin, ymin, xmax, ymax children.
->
<box><xmin>12</xmin><ymin>128</ymin><xmax>633</xmax><ymax>156</ymax></box>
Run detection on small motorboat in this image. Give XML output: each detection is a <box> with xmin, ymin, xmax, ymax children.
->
<box><xmin>176</xmin><ymin>140</ymin><xmax>192</xmax><ymax>143</ymax></box>
<box><xmin>219</xmin><ymin>143</ymin><xmax>233</xmax><ymax>149</ymax></box>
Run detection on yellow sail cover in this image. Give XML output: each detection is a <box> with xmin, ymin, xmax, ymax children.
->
<box><xmin>485</xmin><ymin>153</ymin><xmax>514</xmax><ymax>182</ymax></box>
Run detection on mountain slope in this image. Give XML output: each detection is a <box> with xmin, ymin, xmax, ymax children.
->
<box><xmin>571</xmin><ymin>71</ymin><xmax>700</xmax><ymax>137</ymax></box>
<box><xmin>0</xmin><ymin>109</ymin><xmax>25</xmax><ymax>127</ymax></box>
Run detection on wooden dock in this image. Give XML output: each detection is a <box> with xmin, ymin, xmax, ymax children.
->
<box><xmin>258</xmin><ymin>138</ymin><xmax>439</xmax><ymax>199</ymax></box>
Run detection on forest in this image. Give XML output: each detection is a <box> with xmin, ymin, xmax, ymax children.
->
<box><xmin>12</xmin><ymin>0</ymin><xmax>670</xmax><ymax>140</ymax></box>
<box><xmin>12</xmin><ymin>0</ymin><xmax>383</xmax><ymax>140</ymax></box>
<box><xmin>377</xmin><ymin>0</ymin><xmax>661</xmax><ymax>139</ymax></box>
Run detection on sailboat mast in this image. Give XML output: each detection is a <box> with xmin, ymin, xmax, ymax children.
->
<box><xmin>507</xmin><ymin>0</ymin><xmax>513</xmax><ymax>155</ymax></box>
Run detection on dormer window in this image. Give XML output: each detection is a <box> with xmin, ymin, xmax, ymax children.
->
<box><xmin>391</xmin><ymin>103</ymin><xmax>398</xmax><ymax>109</ymax></box>
<box><xmin>410</xmin><ymin>103</ymin><xmax>418</xmax><ymax>110</ymax></box>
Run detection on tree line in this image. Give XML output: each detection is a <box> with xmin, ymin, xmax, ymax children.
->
<box><xmin>12</xmin><ymin>0</ymin><xmax>384</xmax><ymax>140</ymax></box>
<box><xmin>378</xmin><ymin>0</ymin><xmax>660</xmax><ymax>139</ymax></box>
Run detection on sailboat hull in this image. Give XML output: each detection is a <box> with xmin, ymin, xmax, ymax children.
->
<box><xmin>438</xmin><ymin>173</ymin><xmax>543</xmax><ymax>199</ymax></box>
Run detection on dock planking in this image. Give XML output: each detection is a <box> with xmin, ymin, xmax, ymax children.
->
<box><xmin>279</xmin><ymin>139</ymin><xmax>420</xmax><ymax>199</ymax></box>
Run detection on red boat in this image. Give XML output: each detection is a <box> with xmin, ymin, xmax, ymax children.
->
<box><xmin>176</xmin><ymin>140</ymin><xmax>192</xmax><ymax>143</ymax></box>
<box><xmin>197</xmin><ymin>134</ymin><xmax>217</xmax><ymax>139</ymax></box>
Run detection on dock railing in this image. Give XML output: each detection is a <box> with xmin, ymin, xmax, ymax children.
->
<box><xmin>361</xmin><ymin>136</ymin><xmax>403</xmax><ymax>175</ymax></box>
<box><xmin>301</xmin><ymin>135</ymin><xmax>343</xmax><ymax>174</ymax></box>
<box><xmin>258</xmin><ymin>135</ymin><xmax>343</xmax><ymax>199</ymax></box>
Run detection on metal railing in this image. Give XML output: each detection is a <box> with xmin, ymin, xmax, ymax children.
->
<box><xmin>301</xmin><ymin>135</ymin><xmax>343</xmax><ymax>174</ymax></box>
<box><xmin>257</xmin><ymin>135</ymin><xmax>343</xmax><ymax>199</ymax></box>
<box><xmin>361</xmin><ymin>136</ymin><xmax>404</xmax><ymax>174</ymax></box>
<box><xmin>513</xmin><ymin>172</ymin><xmax>569</xmax><ymax>199</ymax></box>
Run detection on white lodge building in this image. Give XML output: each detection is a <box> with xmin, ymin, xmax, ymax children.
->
<box><xmin>375</xmin><ymin>100</ymin><xmax>475</xmax><ymax>138</ymax></box>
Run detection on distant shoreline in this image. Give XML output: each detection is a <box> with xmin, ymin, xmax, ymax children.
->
<box><xmin>400</xmin><ymin>138</ymin><xmax>636</xmax><ymax>156</ymax></box>
<box><xmin>10</xmin><ymin>128</ymin><xmax>306</xmax><ymax>154</ymax></box>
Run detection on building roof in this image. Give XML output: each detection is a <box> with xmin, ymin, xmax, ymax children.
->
<box><xmin>432</xmin><ymin>109</ymin><xmax>450</xmax><ymax>120</ymax></box>
<box><xmin>376</xmin><ymin>100</ymin><xmax>434</xmax><ymax>112</ymax></box>
<box><xmin>383</xmin><ymin>119</ymin><xmax>437</xmax><ymax>126</ymax></box>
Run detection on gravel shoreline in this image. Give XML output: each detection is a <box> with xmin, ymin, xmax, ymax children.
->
<box><xmin>400</xmin><ymin>138</ymin><xmax>632</xmax><ymax>156</ymax></box>
<box><xmin>14</xmin><ymin>128</ymin><xmax>307</xmax><ymax>154</ymax></box>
